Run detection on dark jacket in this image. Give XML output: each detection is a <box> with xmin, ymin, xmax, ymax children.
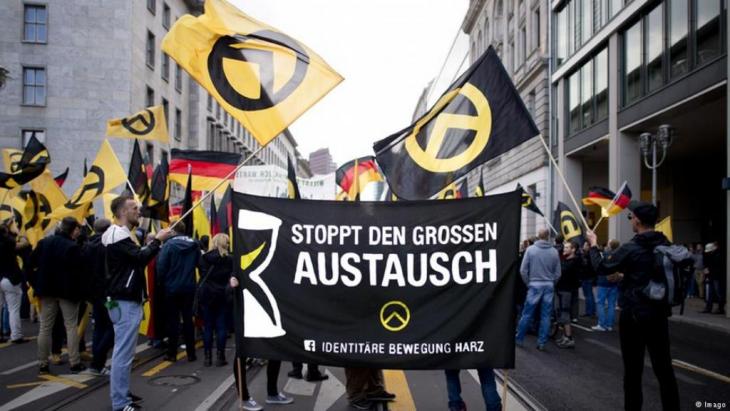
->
<box><xmin>557</xmin><ymin>256</ymin><xmax>582</xmax><ymax>291</ymax></box>
<box><xmin>0</xmin><ymin>232</ymin><xmax>22</xmax><ymax>285</ymax></box>
<box><xmin>103</xmin><ymin>224</ymin><xmax>161</xmax><ymax>303</ymax></box>
<box><xmin>28</xmin><ymin>233</ymin><xmax>84</xmax><ymax>300</ymax></box>
<box><xmin>157</xmin><ymin>234</ymin><xmax>200</xmax><ymax>295</ymax></box>
<box><xmin>82</xmin><ymin>233</ymin><xmax>107</xmax><ymax>301</ymax></box>
<box><xmin>589</xmin><ymin>230</ymin><xmax>671</xmax><ymax>316</ymax></box>
<box><xmin>704</xmin><ymin>250</ymin><xmax>722</xmax><ymax>281</ymax></box>
<box><xmin>198</xmin><ymin>250</ymin><xmax>233</xmax><ymax>306</ymax></box>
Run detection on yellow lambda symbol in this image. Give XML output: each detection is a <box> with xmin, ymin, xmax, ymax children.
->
<box><xmin>405</xmin><ymin>83</ymin><xmax>492</xmax><ymax>173</ymax></box>
<box><xmin>560</xmin><ymin>210</ymin><xmax>582</xmax><ymax>240</ymax></box>
<box><xmin>379</xmin><ymin>301</ymin><xmax>411</xmax><ymax>332</ymax></box>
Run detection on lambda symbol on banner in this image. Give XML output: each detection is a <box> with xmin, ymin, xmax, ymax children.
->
<box><xmin>405</xmin><ymin>83</ymin><xmax>493</xmax><ymax>173</ymax></box>
<box><xmin>379</xmin><ymin>301</ymin><xmax>411</xmax><ymax>332</ymax></box>
<box><xmin>208</xmin><ymin>31</ymin><xmax>309</xmax><ymax>112</ymax></box>
<box><xmin>64</xmin><ymin>165</ymin><xmax>106</xmax><ymax>210</ymax></box>
<box><xmin>121</xmin><ymin>109</ymin><xmax>156</xmax><ymax>135</ymax></box>
<box><xmin>560</xmin><ymin>210</ymin><xmax>582</xmax><ymax>240</ymax></box>
<box><xmin>238</xmin><ymin>209</ymin><xmax>286</xmax><ymax>338</ymax></box>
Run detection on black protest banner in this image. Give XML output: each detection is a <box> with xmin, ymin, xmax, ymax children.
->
<box><xmin>232</xmin><ymin>190</ymin><xmax>521</xmax><ymax>369</ymax></box>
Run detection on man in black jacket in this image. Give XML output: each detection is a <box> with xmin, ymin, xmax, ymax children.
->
<box><xmin>82</xmin><ymin>218</ymin><xmax>112</xmax><ymax>375</ymax></box>
<box><xmin>586</xmin><ymin>201</ymin><xmax>679</xmax><ymax>411</ymax></box>
<box><xmin>103</xmin><ymin>196</ymin><xmax>171</xmax><ymax>411</ymax></box>
<box><xmin>30</xmin><ymin>217</ymin><xmax>86</xmax><ymax>374</ymax></box>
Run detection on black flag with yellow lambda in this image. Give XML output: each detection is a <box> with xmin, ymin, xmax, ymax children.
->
<box><xmin>374</xmin><ymin>46</ymin><xmax>539</xmax><ymax>200</ymax></box>
<box><xmin>107</xmin><ymin>106</ymin><xmax>169</xmax><ymax>144</ymax></box>
<box><xmin>517</xmin><ymin>183</ymin><xmax>543</xmax><ymax>216</ymax></box>
<box><xmin>161</xmin><ymin>0</ymin><xmax>342</xmax><ymax>147</ymax></box>
<box><xmin>553</xmin><ymin>201</ymin><xmax>584</xmax><ymax>244</ymax></box>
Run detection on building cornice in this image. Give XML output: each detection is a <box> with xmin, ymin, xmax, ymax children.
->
<box><xmin>461</xmin><ymin>0</ymin><xmax>487</xmax><ymax>34</ymax></box>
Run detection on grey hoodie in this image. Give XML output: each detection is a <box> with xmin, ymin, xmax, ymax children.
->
<box><xmin>520</xmin><ymin>240</ymin><xmax>561</xmax><ymax>286</ymax></box>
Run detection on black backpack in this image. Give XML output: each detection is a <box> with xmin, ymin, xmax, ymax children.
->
<box><xmin>644</xmin><ymin>244</ymin><xmax>694</xmax><ymax>307</ymax></box>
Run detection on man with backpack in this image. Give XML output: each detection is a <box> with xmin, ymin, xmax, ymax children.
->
<box><xmin>586</xmin><ymin>201</ymin><xmax>684</xmax><ymax>411</ymax></box>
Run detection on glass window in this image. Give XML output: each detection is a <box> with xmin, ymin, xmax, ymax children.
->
<box><xmin>22</xmin><ymin>67</ymin><xmax>46</xmax><ymax>106</ymax></box>
<box><xmin>695</xmin><ymin>0</ymin><xmax>722</xmax><ymax>65</ymax></box>
<box><xmin>581</xmin><ymin>63</ymin><xmax>593</xmax><ymax>127</ymax></box>
<box><xmin>568</xmin><ymin>0</ymin><xmax>576</xmax><ymax>54</ymax></box>
<box><xmin>624</xmin><ymin>21</ymin><xmax>642</xmax><ymax>105</ymax></box>
<box><xmin>147</xmin><ymin>0</ymin><xmax>156</xmax><ymax>15</ymax></box>
<box><xmin>569</xmin><ymin>73</ymin><xmax>581</xmax><ymax>133</ymax></box>
<box><xmin>161</xmin><ymin>52</ymin><xmax>170</xmax><ymax>81</ymax></box>
<box><xmin>146</xmin><ymin>31</ymin><xmax>155</xmax><ymax>68</ymax></box>
<box><xmin>174</xmin><ymin>108</ymin><xmax>182</xmax><ymax>141</ymax></box>
<box><xmin>23</xmin><ymin>4</ymin><xmax>47</xmax><ymax>43</ymax></box>
<box><xmin>646</xmin><ymin>4</ymin><xmax>664</xmax><ymax>92</ymax></box>
<box><xmin>532</xmin><ymin>7</ymin><xmax>540</xmax><ymax>51</ymax></box>
<box><xmin>595</xmin><ymin>49</ymin><xmax>608</xmax><ymax>120</ymax></box>
<box><xmin>582</xmin><ymin>0</ymin><xmax>593</xmax><ymax>44</ymax></box>
<box><xmin>610</xmin><ymin>0</ymin><xmax>622</xmax><ymax>18</ymax></box>
<box><xmin>22</xmin><ymin>129</ymin><xmax>45</xmax><ymax>145</ymax></box>
<box><xmin>162</xmin><ymin>98</ymin><xmax>169</xmax><ymax>128</ymax></box>
<box><xmin>175</xmin><ymin>63</ymin><xmax>182</xmax><ymax>92</ymax></box>
<box><xmin>557</xmin><ymin>6</ymin><xmax>568</xmax><ymax>65</ymax></box>
<box><xmin>163</xmin><ymin>3</ymin><xmax>171</xmax><ymax>29</ymax></box>
<box><xmin>207</xmin><ymin>94</ymin><xmax>212</xmax><ymax>111</ymax></box>
<box><xmin>669</xmin><ymin>0</ymin><xmax>689</xmax><ymax>78</ymax></box>
<box><xmin>519</xmin><ymin>25</ymin><xmax>527</xmax><ymax>65</ymax></box>
<box><xmin>146</xmin><ymin>86</ymin><xmax>154</xmax><ymax>107</ymax></box>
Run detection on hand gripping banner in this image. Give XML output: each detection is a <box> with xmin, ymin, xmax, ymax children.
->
<box><xmin>232</xmin><ymin>190</ymin><xmax>521</xmax><ymax>369</ymax></box>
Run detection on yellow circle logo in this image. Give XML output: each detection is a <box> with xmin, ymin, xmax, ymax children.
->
<box><xmin>404</xmin><ymin>82</ymin><xmax>492</xmax><ymax>173</ymax></box>
<box><xmin>379</xmin><ymin>301</ymin><xmax>411</xmax><ymax>332</ymax></box>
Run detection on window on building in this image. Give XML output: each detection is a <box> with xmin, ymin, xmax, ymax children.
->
<box><xmin>623</xmin><ymin>21</ymin><xmax>642</xmax><ymax>105</ymax></box>
<box><xmin>146</xmin><ymin>86</ymin><xmax>154</xmax><ymax>107</ymax></box>
<box><xmin>207</xmin><ymin>94</ymin><xmax>212</xmax><ymax>111</ymax></box>
<box><xmin>22</xmin><ymin>129</ymin><xmax>45</xmax><ymax>145</ymax></box>
<box><xmin>646</xmin><ymin>4</ymin><xmax>665</xmax><ymax>92</ymax></box>
<box><xmin>161</xmin><ymin>98</ymin><xmax>169</xmax><ymax>128</ymax></box>
<box><xmin>519</xmin><ymin>24</ymin><xmax>527</xmax><ymax>65</ymax></box>
<box><xmin>206</xmin><ymin>119</ymin><xmax>215</xmax><ymax>150</ymax></box>
<box><xmin>581</xmin><ymin>0</ymin><xmax>593</xmax><ymax>45</ymax></box>
<box><xmin>695</xmin><ymin>0</ymin><xmax>723</xmax><ymax>66</ymax></box>
<box><xmin>531</xmin><ymin>7</ymin><xmax>540</xmax><ymax>51</ymax></box>
<box><xmin>610</xmin><ymin>0</ymin><xmax>622</xmax><ymax>18</ymax></box>
<box><xmin>146</xmin><ymin>31</ymin><xmax>155</xmax><ymax>69</ymax></box>
<box><xmin>557</xmin><ymin>6</ymin><xmax>568</xmax><ymax>65</ymax></box>
<box><xmin>22</xmin><ymin>67</ymin><xmax>46</xmax><ymax>106</ymax></box>
<box><xmin>581</xmin><ymin>63</ymin><xmax>593</xmax><ymax>127</ymax></box>
<box><xmin>568</xmin><ymin>0</ymin><xmax>576</xmax><ymax>55</ymax></box>
<box><xmin>595</xmin><ymin>48</ymin><xmax>608</xmax><ymax>120</ymax></box>
<box><xmin>161</xmin><ymin>52</ymin><xmax>170</xmax><ymax>81</ymax></box>
<box><xmin>175</xmin><ymin>63</ymin><xmax>182</xmax><ymax>92</ymax></box>
<box><xmin>163</xmin><ymin>3</ymin><xmax>171</xmax><ymax>29</ymax></box>
<box><xmin>23</xmin><ymin>4</ymin><xmax>47</xmax><ymax>43</ymax></box>
<box><xmin>174</xmin><ymin>108</ymin><xmax>181</xmax><ymax>141</ymax></box>
<box><xmin>568</xmin><ymin>72</ymin><xmax>581</xmax><ymax>133</ymax></box>
<box><xmin>669</xmin><ymin>0</ymin><xmax>689</xmax><ymax>78</ymax></box>
<box><xmin>147</xmin><ymin>0</ymin><xmax>156</xmax><ymax>15</ymax></box>
<box><xmin>527</xmin><ymin>90</ymin><xmax>536</xmax><ymax>119</ymax></box>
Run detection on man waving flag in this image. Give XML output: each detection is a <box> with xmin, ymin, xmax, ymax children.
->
<box><xmin>161</xmin><ymin>0</ymin><xmax>342</xmax><ymax>146</ymax></box>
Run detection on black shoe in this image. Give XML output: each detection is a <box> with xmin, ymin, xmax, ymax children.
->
<box><xmin>39</xmin><ymin>364</ymin><xmax>50</xmax><ymax>375</ymax></box>
<box><xmin>70</xmin><ymin>363</ymin><xmax>87</xmax><ymax>373</ymax></box>
<box><xmin>350</xmin><ymin>398</ymin><xmax>374</xmax><ymax>410</ymax></box>
<box><xmin>288</xmin><ymin>369</ymin><xmax>303</xmax><ymax>379</ymax></box>
<box><xmin>305</xmin><ymin>372</ymin><xmax>329</xmax><ymax>382</ymax></box>
<box><xmin>10</xmin><ymin>338</ymin><xmax>28</xmax><ymax>344</ymax></box>
<box><xmin>215</xmin><ymin>350</ymin><xmax>227</xmax><ymax>367</ymax></box>
<box><xmin>366</xmin><ymin>389</ymin><xmax>396</xmax><ymax>402</ymax></box>
<box><xmin>115</xmin><ymin>403</ymin><xmax>142</xmax><ymax>411</ymax></box>
<box><xmin>127</xmin><ymin>392</ymin><xmax>143</xmax><ymax>403</ymax></box>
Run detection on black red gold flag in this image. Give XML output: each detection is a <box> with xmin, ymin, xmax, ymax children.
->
<box><xmin>335</xmin><ymin>156</ymin><xmax>382</xmax><ymax>201</ymax></box>
<box><xmin>53</xmin><ymin>167</ymin><xmax>69</xmax><ymax>188</ymax></box>
<box><xmin>170</xmin><ymin>149</ymin><xmax>241</xmax><ymax>194</ymax></box>
<box><xmin>582</xmin><ymin>182</ymin><xmax>632</xmax><ymax>218</ymax></box>
<box><xmin>374</xmin><ymin>46</ymin><xmax>539</xmax><ymax>200</ymax></box>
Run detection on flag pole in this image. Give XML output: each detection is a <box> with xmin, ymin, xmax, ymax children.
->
<box><xmin>535</xmin><ymin>134</ymin><xmax>591</xmax><ymax>230</ymax></box>
<box><xmin>170</xmin><ymin>143</ymin><xmax>267</xmax><ymax>231</ymax></box>
<box><xmin>542</xmin><ymin>214</ymin><xmax>559</xmax><ymax>236</ymax></box>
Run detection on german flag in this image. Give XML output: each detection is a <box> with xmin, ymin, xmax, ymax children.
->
<box><xmin>53</xmin><ymin>167</ymin><xmax>69</xmax><ymax>188</ymax></box>
<box><xmin>169</xmin><ymin>149</ymin><xmax>241</xmax><ymax>194</ymax></box>
<box><xmin>335</xmin><ymin>156</ymin><xmax>382</xmax><ymax>201</ymax></box>
<box><xmin>0</xmin><ymin>135</ymin><xmax>50</xmax><ymax>189</ymax></box>
<box><xmin>582</xmin><ymin>182</ymin><xmax>632</xmax><ymax>217</ymax></box>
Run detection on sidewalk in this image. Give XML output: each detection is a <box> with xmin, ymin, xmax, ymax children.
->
<box><xmin>670</xmin><ymin>297</ymin><xmax>730</xmax><ymax>335</ymax></box>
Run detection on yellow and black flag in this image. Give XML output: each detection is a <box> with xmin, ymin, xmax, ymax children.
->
<box><xmin>142</xmin><ymin>156</ymin><xmax>170</xmax><ymax>223</ymax></box>
<box><xmin>2</xmin><ymin>148</ymin><xmax>22</xmax><ymax>173</ymax></box>
<box><xmin>125</xmin><ymin>140</ymin><xmax>151</xmax><ymax>202</ymax></box>
<box><xmin>107</xmin><ymin>106</ymin><xmax>169</xmax><ymax>144</ymax></box>
<box><xmin>0</xmin><ymin>135</ymin><xmax>50</xmax><ymax>189</ymax></box>
<box><xmin>553</xmin><ymin>201</ymin><xmax>584</xmax><ymax>244</ymax></box>
<box><xmin>517</xmin><ymin>183</ymin><xmax>543</xmax><ymax>216</ymax></box>
<box><xmin>374</xmin><ymin>46</ymin><xmax>539</xmax><ymax>200</ymax></box>
<box><xmin>50</xmin><ymin>140</ymin><xmax>126</xmax><ymax>221</ymax></box>
<box><xmin>286</xmin><ymin>157</ymin><xmax>300</xmax><ymax>199</ymax></box>
<box><xmin>161</xmin><ymin>0</ymin><xmax>342</xmax><ymax>146</ymax></box>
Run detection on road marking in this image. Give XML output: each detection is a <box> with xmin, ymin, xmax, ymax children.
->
<box><xmin>283</xmin><ymin>377</ymin><xmax>317</xmax><ymax>396</ymax></box>
<box><xmin>141</xmin><ymin>341</ymin><xmax>203</xmax><ymax>377</ymax></box>
<box><xmin>313</xmin><ymin>369</ymin><xmax>345</xmax><ymax>411</ymax></box>
<box><xmin>383</xmin><ymin>370</ymin><xmax>416</xmax><ymax>411</ymax></box>
<box><xmin>194</xmin><ymin>374</ymin><xmax>235</xmax><ymax>411</ymax></box>
<box><xmin>0</xmin><ymin>374</ymin><xmax>95</xmax><ymax>411</ymax></box>
<box><xmin>39</xmin><ymin>374</ymin><xmax>88</xmax><ymax>389</ymax></box>
<box><xmin>7</xmin><ymin>381</ymin><xmax>45</xmax><ymax>389</ymax></box>
<box><xmin>672</xmin><ymin>360</ymin><xmax>730</xmax><ymax>385</ymax></box>
<box><xmin>0</xmin><ymin>336</ymin><xmax>38</xmax><ymax>349</ymax></box>
<box><xmin>571</xmin><ymin>323</ymin><xmax>594</xmax><ymax>332</ymax></box>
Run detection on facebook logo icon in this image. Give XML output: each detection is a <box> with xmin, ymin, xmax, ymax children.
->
<box><xmin>304</xmin><ymin>340</ymin><xmax>316</xmax><ymax>352</ymax></box>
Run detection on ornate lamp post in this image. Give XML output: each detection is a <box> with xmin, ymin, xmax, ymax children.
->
<box><xmin>639</xmin><ymin>124</ymin><xmax>674</xmax><ymax>206</ymax></box>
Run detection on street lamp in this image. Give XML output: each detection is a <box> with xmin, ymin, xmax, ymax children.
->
<box><xmin>639</xmin><ymin>124</ymin><xmax>674</xmax><ymax>205</ymax></box>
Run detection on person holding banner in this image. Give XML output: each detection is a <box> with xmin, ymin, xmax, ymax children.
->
<box><xmin>103</xmin><ymin>196</ymin><xmax>172</xmax><ymax>411</ymax></box>
<box><xmin>443</xmin><ymin>368</ymin><xmax>501</xmax><ymax>411</ymax></box>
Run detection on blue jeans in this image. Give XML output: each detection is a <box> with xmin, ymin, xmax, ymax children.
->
<box><xmin>582</xmin><ymin>280</ymin><xmax>596</xmax><ymax>316</ymax></box>
<box><xmin>444</xmin><ymin>369</ymin><xmax>501</xmax><ymax>411</ymax></box>
<box><xmin>201</xmin><ymin>303</ymin><xmax>227</xmax><ymax>352</ymax></box>
<box><xmin>596</xmin><ymin>286</ymin><xmax>618</xmax><ymax>329</ymax></box>
<box><xmin>515</xmin><ymin>284</ymin><xmax>554</xmax><ymax>346</ymax></box>
<box><xmin>108</xmin><ymin>300</ymin><xmax>142</xmax><ymax>410</ymax></box>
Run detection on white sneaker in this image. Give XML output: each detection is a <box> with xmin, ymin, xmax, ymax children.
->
<box><xmin>591</xmin><ymin>325</ymin><xmax>607</xmax><ymax>331</ymax></box>
<box><xmin>242</xmin><ymin>397</ymin><xmax>263</xmax><ymax>411</ymax></box>
<box><xmin>266</xmin><ymin>393</ymin><xmax>293</xmax><ymax>404</ymax></box>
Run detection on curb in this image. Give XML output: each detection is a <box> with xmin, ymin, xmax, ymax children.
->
<box><xmin>668</xmin><ymin>314</ymin><xmax>730</xmax><ymax>336</ymax></box>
